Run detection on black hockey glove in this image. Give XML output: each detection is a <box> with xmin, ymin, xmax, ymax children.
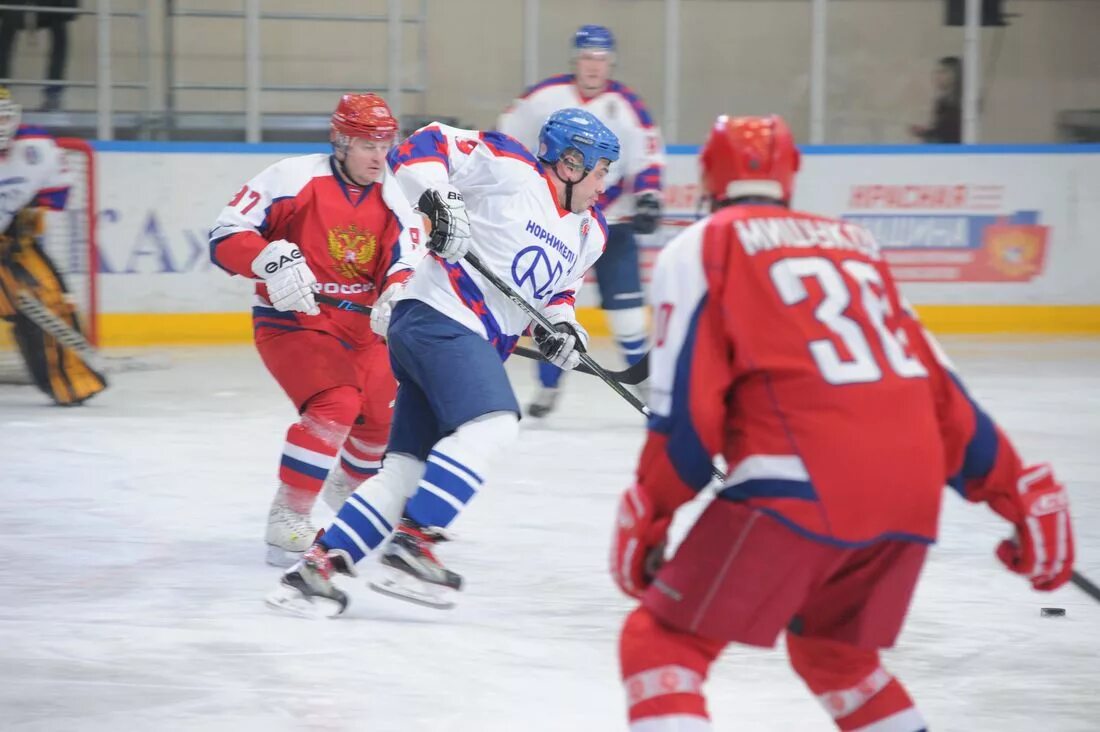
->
<box><xmin>533</xmin><ymin>321</ymin><xmax>589</xmax><ymax>370</ymax></box>
<box><xmin>418</xmin><ymin>184</ymin><xmax>471</xmax><ymax>262</ymax></box>
<box><xmin>632</xmin><ymin>193</ymin><xmax>662</xmax><ymax>235</ymax></box>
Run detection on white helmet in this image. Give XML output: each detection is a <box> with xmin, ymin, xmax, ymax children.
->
<box><xmin>0</xmin><ymin>87</ymin><xmax>22</xmax><ymax>152</ymax></box>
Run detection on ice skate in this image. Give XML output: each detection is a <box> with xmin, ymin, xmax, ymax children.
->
<box><xmin>265</xmin><ymin>543</ymin><xmax>355</xmax><ymax>618</ymax></box>
<box><xmin>265</xmin><ymin>483</ymin><xmax>318</xmax><ymax>567</ymax></box>
<box><xmin>369</xmin><ymin>520</ymin><xmax>463</xmax><ymax>609</ymax></box>
<box><xmin>526</xmin><ymin>386</ymin><xmax>560</xmax><ymax>418</ymax></box>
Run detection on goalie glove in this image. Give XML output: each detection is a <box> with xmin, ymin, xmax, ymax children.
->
<box><xmin>632</xmin><ymin>192</ymin><xmax>662</xmax><ymax>235</ymax></box>
<box><xmin>533</xmin><ymin>319</ymin><xmax>588</xmax><ymax>370</ymax></box>
<box><xmin>418</xmin><ymin>184</ymin><xmax>471</xmax><ymax>263</ymax></box>
<box><xmin>993</xmin><ymin>464</ymin><xmax>1074</xmax><ymax>591</ymax></box>
<box><xmin>251</xmin><ymin>239</ymin><xmax>320</xmax><ymax>316</ymax></box>
<box><xmin>610</xmin><ymin>483</ymin><xmax>672</xmax><ymax>598</ymax></box>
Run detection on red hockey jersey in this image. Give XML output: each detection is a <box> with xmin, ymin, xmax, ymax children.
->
<box><xmin>209</xmin><ymin>153</ymin><xmax>424</xmax><ymax>348</ymax></box>
<box><xmin>640</xmin><ymin>203</ymin><xmax>1026</xmax><ymax>546</ymax></box>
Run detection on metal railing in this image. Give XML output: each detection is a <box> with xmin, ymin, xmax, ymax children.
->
<box><xmin>164</xmin><ymin>0</ymin><xmax>427</xmax><ymax>142</ymax></box>
<box><xmin>3</xmin><ymin>0</ymin><xmax>1027</xmax><ymax>144</ymax></box>
<box><xmin>0</xmin><ymin>0</ymin><xmax>153</xmax><ymax>139</ymax></box>
<box><xmin>4</xmin><ymin>0</ymin><xmax>426</xmax><ymax>141</ymax></box>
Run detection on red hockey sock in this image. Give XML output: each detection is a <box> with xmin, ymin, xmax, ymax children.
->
<box><xmin>787</xmin><ymin>634</ymin><xmax>926</xmax><ymax>731</ymax></box>
<box><xmin>278</xmin><ymin>385</ymin><xmax>359</xmax><ymax>501</ymax></box>
<box><xmin>337</xmin><ymin>432</ymin><xmax>386</xmax><ymax>483</ymax></box>
<box><xmin>619</xmin><ymin>606</ymin><xmax>725</xmax><ymax>728</ymax></box>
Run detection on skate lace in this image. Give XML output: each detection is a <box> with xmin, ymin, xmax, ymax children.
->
<box><xmin>401</xmin><ymin>525</ymin><xmax>445</xmax><ymax>564</ymax></box>
<box><xmin>303</xmin><ymin>544</ymin><xmax>334</xmax><ymax>580</ymax></box>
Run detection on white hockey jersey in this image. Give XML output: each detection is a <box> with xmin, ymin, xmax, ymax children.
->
<box><xmin>0</xmin><ymin>126</ymin><xmax>70</xmax><ymax>233</ymax></box>
<box><xmin>388</xmin><ymin>124</ymin><xmax>609</xmax><ymax>358</ymax></box>
<box><xmin>498</xmin><ymin>75</ymin><xmax>664</xmax><ymax>223</ymax></box>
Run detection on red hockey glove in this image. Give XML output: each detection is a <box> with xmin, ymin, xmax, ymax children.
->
<box><xmin>611</xmin><ymin>483</ymin><xmax>672</xmax><ymax>598</ymax></box>
<box><xmin>994</xmin><ymin>464</ymin><xmax>1074</xmax><ymax>591</ymax></box>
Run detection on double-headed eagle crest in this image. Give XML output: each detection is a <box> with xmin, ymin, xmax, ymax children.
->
<box><xmin>327</xmin><ymin>224</ymin><xmax>377</xmax><ymax>279</ymax></box>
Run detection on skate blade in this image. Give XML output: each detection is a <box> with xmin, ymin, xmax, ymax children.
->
<box><xmin>265</xmin><ymin>545</ymin><xmax>305</xmax><ymax>569</ymax></box>
<box><xmin>264</xmin><ymin>583</ymin><xmax>347</xmax><ymax>619</ymax></box>
<box><xmin>368</xmin><ymin>566</ymin><xmax>457</xmax><ymax>610</ymax></box>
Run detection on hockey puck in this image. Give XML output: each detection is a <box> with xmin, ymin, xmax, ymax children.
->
<box><xmin>1040</xmin><ymin>607</ymin><xmax>1066</xmax><ymax>617</ymax></box>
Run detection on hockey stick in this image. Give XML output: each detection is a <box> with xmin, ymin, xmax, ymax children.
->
<box><xmin>512</xmin><ymin>344</ymin><xmax>649</xmax><ymax>385</ymax></box>
<box><xmin>12</xmin><ymin>291</ymin><xmax>168</xmax><ymax>374</ymax></box>
<box><xmin>700</xmin><ymin>469</ymin><xmax>1098</xmax><ymax>600</ymax></box>
<box><xmin>321</xmin><ymin>281</ymin><xmax>1100</xmax><ymax>601</ymax></box>
<box><xmin>313</xmin><ymin>292</ymin><xmax>649</xmax><ymax>385</ymax></box>
<box><xmin>1071</xmin><ymin>569</ymin><xmax>1100</xmax><ymax>602</ymax></box>
<box><xmin>458</xmin><ymin>253</ymin><xmax>651</xmax><ymax>417</ymax></box>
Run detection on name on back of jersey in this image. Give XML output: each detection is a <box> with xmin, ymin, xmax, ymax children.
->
<box><xmin>735</xmin><ymin>217</ymin><xmax>881</xmax><ymax>260</ymax></box>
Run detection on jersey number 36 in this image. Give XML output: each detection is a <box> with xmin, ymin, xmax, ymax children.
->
<box><xmin>769</xmin><ymin>256</ymin><xmax>927</xmax><ymax>385</ymax></box>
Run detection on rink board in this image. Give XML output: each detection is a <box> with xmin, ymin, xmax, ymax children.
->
<box><xmin>87</xmin><ymin>142</ymin><xmax>1100</xmax><ymax>345</ymax></box>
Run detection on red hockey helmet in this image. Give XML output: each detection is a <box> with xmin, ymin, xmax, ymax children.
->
<box><xmin>700</xmin><ymin>115</ymin><xmax>800</xmax><ymax>204</ymax></box>
<box><xmin>330</xmin><ymin>93</ymin><xmax>398</xmax><ymax>142</ymax></box>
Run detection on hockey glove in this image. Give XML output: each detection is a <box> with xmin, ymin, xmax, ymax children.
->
<box><xmin>611</xmin><ymin>483</ymin><xmax>671</xmax><ymax>598</ymax></box>
<box><xmin>533</xmin><ymin>320</ymin><xmax>589</xmax><ymax>370</ymax></box>
<box><xmin>993</xmin><ymin>464</ymin><xmax>1074</xmax><ymax>591</ymax></box>
<box><xmin>418</xmin><ymin>184</ymin><xmax>471</xmax><ymax>263</ymax></box>
<box><xmin>251</xmin><ymin>239</ymin><xmax>319</xmax><ymax>315</ymax></box>
<box><xmin>371</xmin><ymin>278</ymin><xmax>407</xmax><ymax>337</ymax></box>
<box><xmin>632</xmin><ymin>193</ymin><xmax>662</xmax><ymax>235</ymax></box>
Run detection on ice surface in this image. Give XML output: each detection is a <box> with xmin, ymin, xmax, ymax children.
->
<box><xmin>1</xmin><ymin>337</ymin><xmax>1098</xmax><ymax>731</ymax></box>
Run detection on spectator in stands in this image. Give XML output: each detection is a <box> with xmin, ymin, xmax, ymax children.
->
<box><xmin>0</xmin><ymin>1</ymin><xmax>79</xmax><ymax>112</ymax></box>
<box><xmin>910</xmin><ymin>56</ymin><xmax>962</xmax><ymax>144</ymax></box>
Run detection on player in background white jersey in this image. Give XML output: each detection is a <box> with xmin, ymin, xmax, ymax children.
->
<box><xmin>0</xmin><ymin>86</ymin><xmax>106</xmax><ymax>405</ymax></box>
<box><xmin>499</xmin><ymin>24</ymin><xmax>664</xmax><ymax>417</ymax></box>
<box><xmin>266</xmin><ymin>109</ymin><xmax>620</xmax><ymax>615</ymax></box>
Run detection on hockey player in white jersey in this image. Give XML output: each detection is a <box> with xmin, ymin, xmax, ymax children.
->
<box><xmin>499</xmin><ymin>24</ymin><xmax>663</xmax><ymax>417</ymax></box>
<box><xmin>266</xmin><ymin>109</ymin><xmax>620</xmax><ymax>615</ymax></box>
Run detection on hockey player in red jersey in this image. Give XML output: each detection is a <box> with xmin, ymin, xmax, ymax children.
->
<box><xmin>210</xmin><ymin>93</ymin><xmax>424</xmax><ymax>566</ymax></box>
<box><xmin>609</xmin><ymin>115</ymin><xmax>1075</xmax><ymax>731</ymax></box>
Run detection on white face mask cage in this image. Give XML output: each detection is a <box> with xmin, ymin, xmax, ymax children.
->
<box><xmin>0</xmin><ymin>98</ymin><xmax>21</xmax><ymax>151</ymax></box>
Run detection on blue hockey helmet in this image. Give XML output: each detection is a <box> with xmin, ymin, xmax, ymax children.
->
<box><xmin>537</xmin><ymin>108</ymin><xmax>620</xmax><ymax>172</ymax></box>
<box><xmin>573</xmin><ymin>25</ymin><xmax>615</xmax><ymax>54</ymax></box>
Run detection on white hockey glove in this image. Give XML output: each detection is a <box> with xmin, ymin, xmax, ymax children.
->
<box><xmin>418</xmin><ymin>184</ymin><xmax>471</xmax><ymax>263</ymax></box>
<box><xmin>371</xmin><ymin>279</ymin><xmax>407</xmax><ymax>337</ymax></box>
<box><xmin>533</xmin><ymin>320</ymin><xmax>589</xmax><ymax>370</ymax></box>
<box><xmin>251</xmin><ymin>239</ymin><xmax>320</xmax><ymax>316</ymax></box>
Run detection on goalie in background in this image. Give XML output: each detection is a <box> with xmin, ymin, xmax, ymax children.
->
<box><xmin>0</xmin><ymin>86</ymin><xmax>106</xmax><ymax>406</ymax></box>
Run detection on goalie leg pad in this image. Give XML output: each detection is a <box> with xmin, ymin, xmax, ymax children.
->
<box><xmin>0</xmin><ymin>236</ymin><xmax>106</xmax><ymax>406</ymax></box>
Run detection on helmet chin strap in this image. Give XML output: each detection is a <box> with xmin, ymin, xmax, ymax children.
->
<box><xmin>552</xmin><ymin>164</ymin><xmax>589</xmax><ymax>212</ymax></box>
